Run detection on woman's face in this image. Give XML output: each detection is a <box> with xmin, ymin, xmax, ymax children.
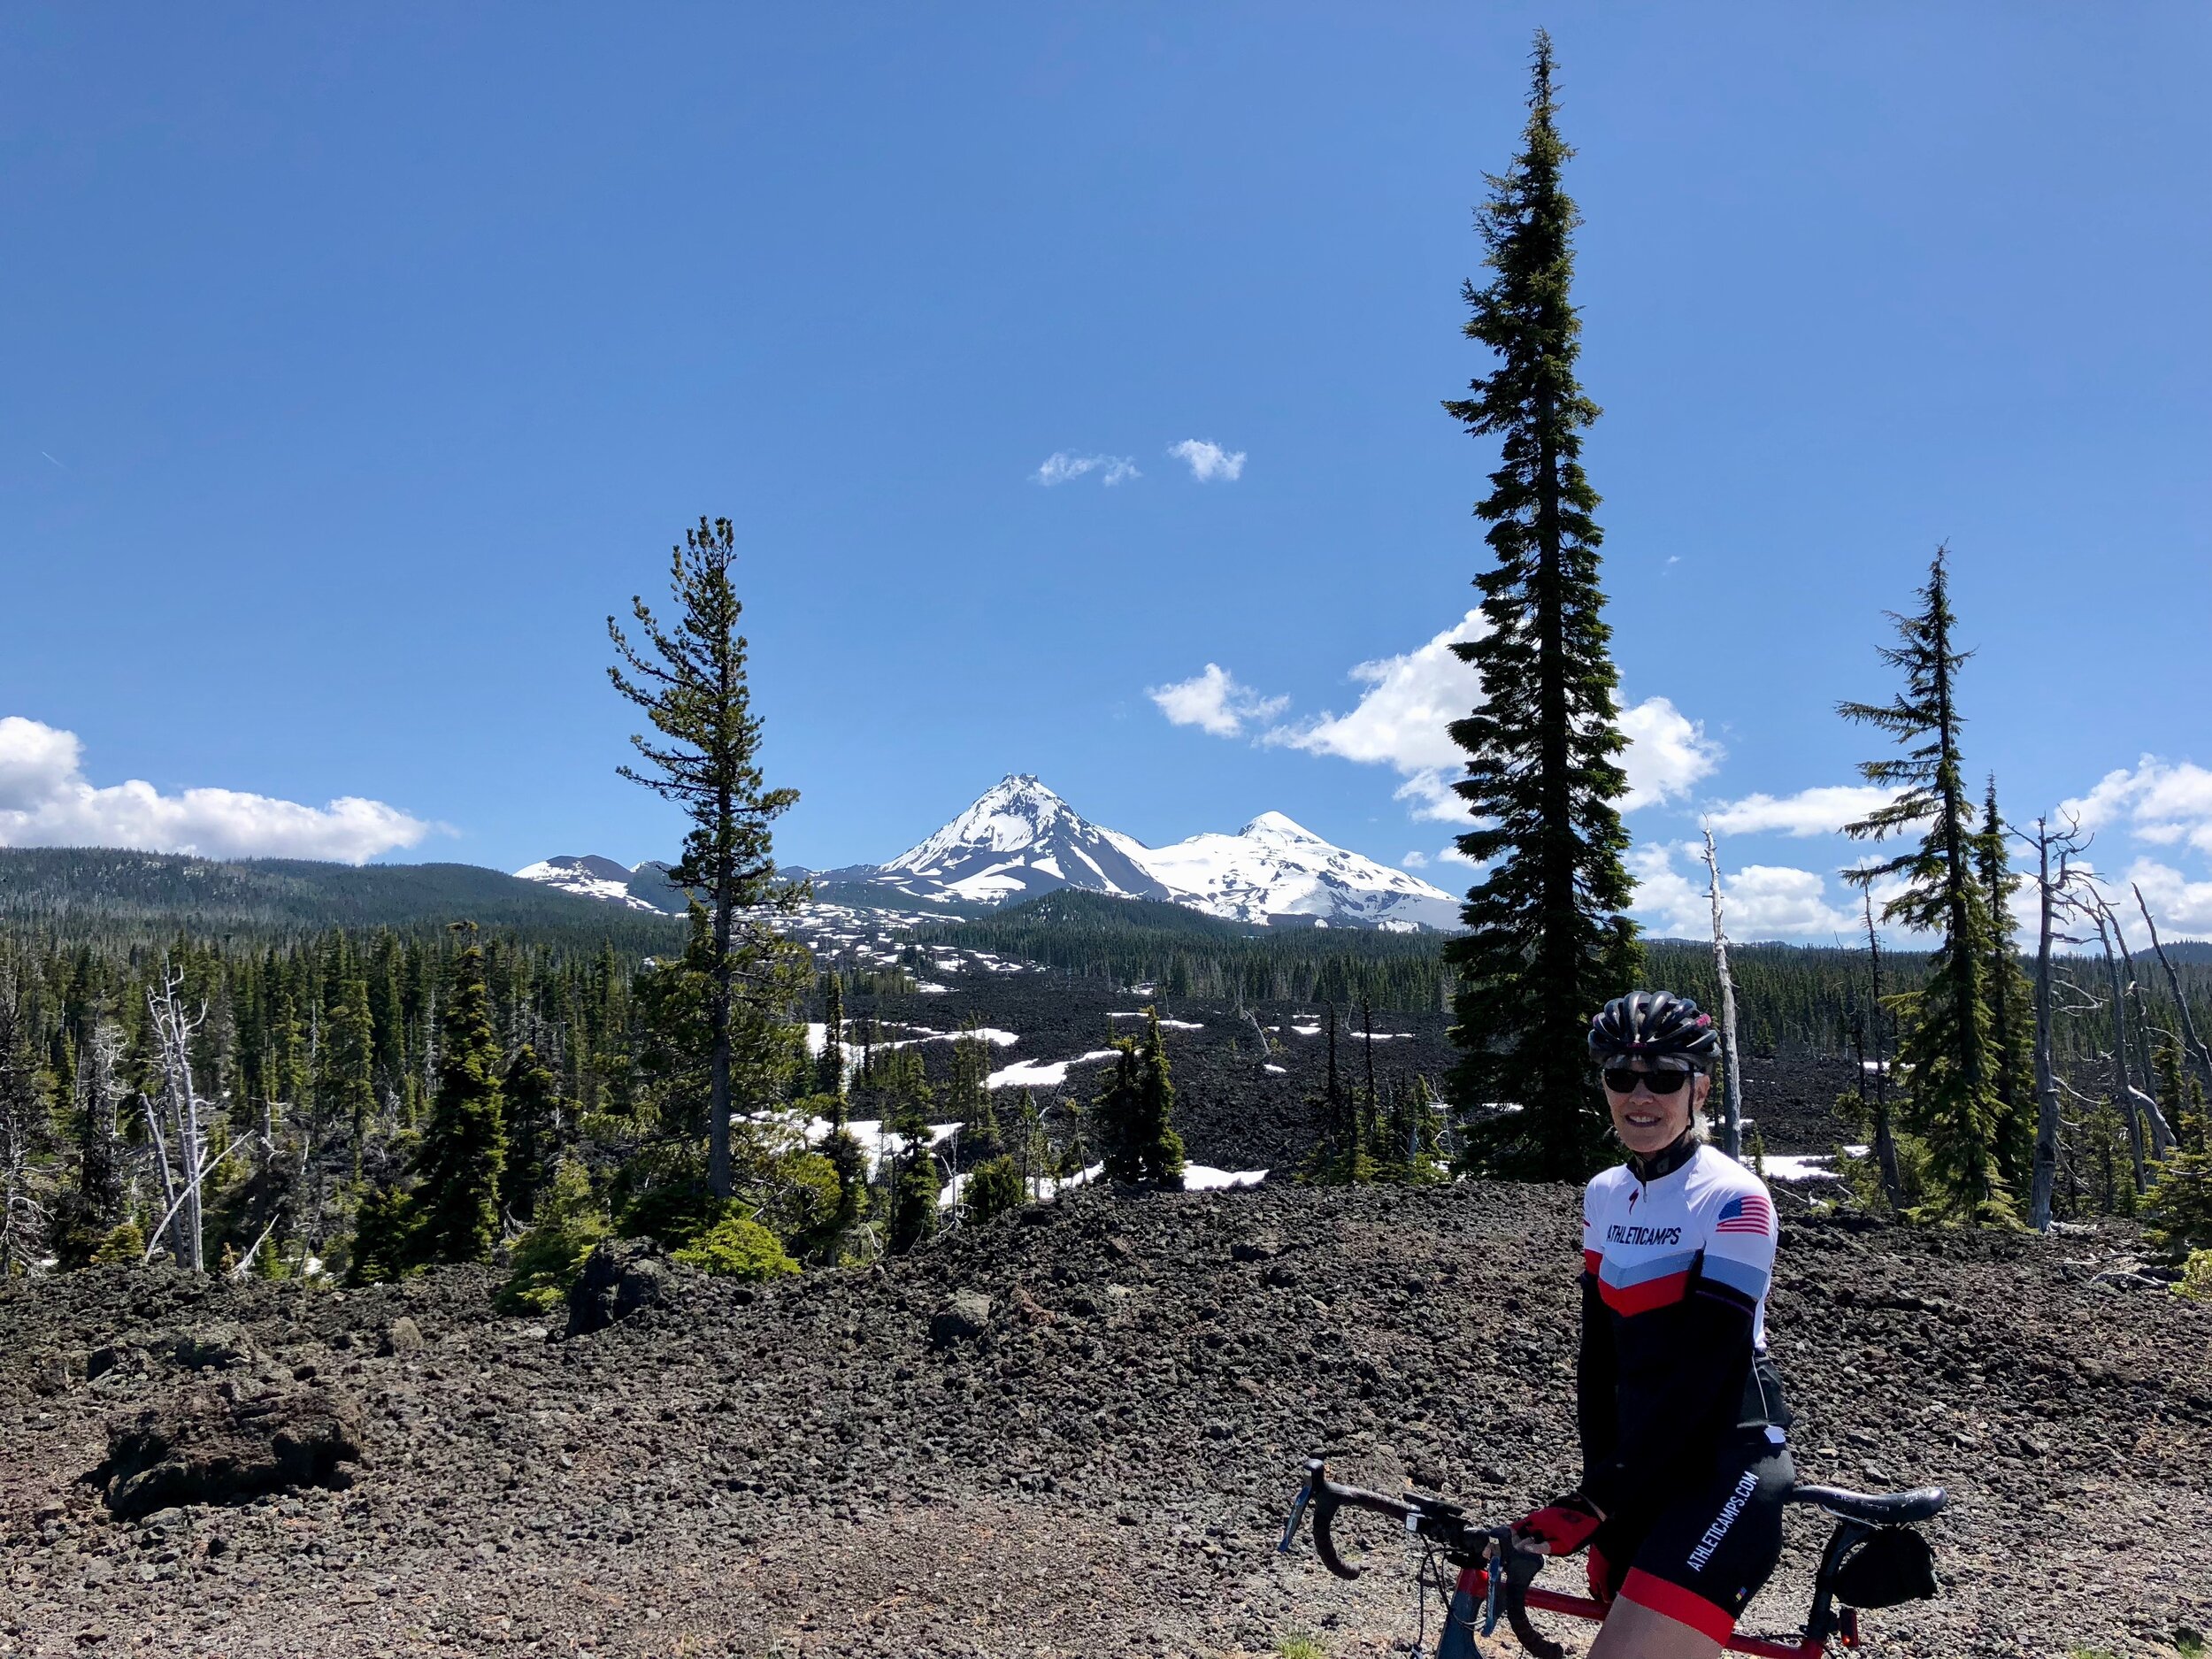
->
<box><xmin>1603</xmin><ymin>1058</ymin><xmax>1708</xmax><ymax>1157</ymax></box>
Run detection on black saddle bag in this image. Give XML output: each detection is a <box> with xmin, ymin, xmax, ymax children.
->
<box><xmin>1832</xmin><ymin>1525</ymin><xmax>1939</xmax><ymax>1608</ymax></box>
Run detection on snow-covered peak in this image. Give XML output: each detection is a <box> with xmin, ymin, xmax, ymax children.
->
<box><xmin>513</xmin><ymin>855</ymin><xmax>672</xmax><ymax>913</ymax></box>
<box><xmin>873</xmin><ymin>776</ymin><xmax>1171</xmax><ymax>907</ymax></box>
<box><xmin>1139</xmin><ymin>819</ymin><xmax>1458</xmax><ymax>931</ymax></box>
<box><xmin>884</xmin><ymin>775</ymin><xmax>1078</xmax><ymax>868</ymax></box>
<box><xmin>1238</xmin><ymin>810</ymin><xmax>1325</xmax><ymax>842</ymax></box>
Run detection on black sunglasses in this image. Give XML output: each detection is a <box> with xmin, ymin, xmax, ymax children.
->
<box><xmin>1601</xmin><ymin>1066</ymin><xmax>1694</xmax><ymax>1095</ymax></box>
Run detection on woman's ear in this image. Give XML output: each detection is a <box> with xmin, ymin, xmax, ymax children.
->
<box><xmin>1691</xmin><ymin>1072</ymin><xmax>1713</xmax><ymax>1111</ymax></box>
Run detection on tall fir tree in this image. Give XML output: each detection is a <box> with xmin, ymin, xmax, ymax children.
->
<box><xmin>501</xmin><ymin>1044</ymin><xmax>562</xmax><ymax>1223</ymax></box>
<box><xmin>1839</xmin><ymin>547</ymin><xmax>2014</xmax><ymax>1223</ymax></box>
<box><xmin>1440</xmin><ymin>33</ymin><xmax>1640</xmax><ymax>1181</ymax></box>
<box><xmin>1134</xmin><ymin>1007</ymin><xmax>1187</xmax><ymax>1190</ymax></box>
<box><xmin>818</xmin><ymin>973</ymin><xmax>846</xmax><ymax>1104</ymax></box>
<box><xmin>409</xmin><ymin>941</ymin><xmax>507</xmax><ymax>1263</ymax></box>
<box><xmin>884</xmin><ymin>1080</ymin><xmax>941</xmax><ymax>1255</ymax></box>
<box><xmin>317</xmin><ymin>969</ymin><xmax>375</xmax><ymax>1183</ymax></box>
<box><xmin>610</xmin><ymin>515</ymin><xmax>810</xmax><ymax>1200</ymax></box>
<box><xmin>1975</xmin><ymin>779</ymin><xmax>2037</xmax><ymax>1195</ymax></box>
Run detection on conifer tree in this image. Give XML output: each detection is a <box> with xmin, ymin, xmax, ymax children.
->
<box><xmin>885</xmin><ymin>1083</ymin><xmax>941</xmax><ymax>1255</ymax></box>
<box><xmin>1135</xmin><ymin>1007</ymin><xmax>1187</xmax><ymax>1189</ymax></box>
<box><xmin>1095</xmin><ymin>1040</ymin><xmax>1143</xmax><ymax>1186</ymax></box>
<box><xmin>501</xmin><ymin>1045</ymin><xmax>562</xmax><ymax>1222</ymax></box>
<box><xmin>818</xmin><ymin>973</ymin><xmax>846</xmax><ymax>1102</ymax></box>
<box><xmin>1441</xmin><ymin>33</ymin><xmax>1640</xmax><ymax>1180</ymax></box>
<box><xmin>1839</xmin><ymin>547</ymin><xmax>2013</xmax><ymax>1223</ymax></box>
<box><xmin>610</xmin><ymin>515</ymin><xmax>810</xmax><ymax>1201</ymax></box>
<box><xmin>410</xmin><ymin>941</ymin><xmax>506</xmax><ymax>1263</ymax></box>
<box><xmin>317</xmin><ymin>972</ymin><xmax>374</xmax><ymax>1183</ymax></box>
<box><xmin>1975</xmin><ymin>779</ymin><xmax>2037</xmax><ymax>1195</ymax></box>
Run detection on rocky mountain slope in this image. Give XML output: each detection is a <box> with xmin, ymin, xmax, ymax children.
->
<box><xmin>3</xmin><ymin>1186</ymin><xmax>2204</xmax><ymax>1659</ymax></box>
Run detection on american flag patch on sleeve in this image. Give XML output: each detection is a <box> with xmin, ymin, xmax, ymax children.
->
<box><xmin>1716</xmin><ymin>1193</ymin><xmax>1773</xmax><ymax>1236</ymax></box>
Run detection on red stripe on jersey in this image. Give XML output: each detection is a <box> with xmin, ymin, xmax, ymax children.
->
<box><xmin>1595</xmin><ymin>1269</ymin><xmax>1691</xmax><ymax>1316</ymax></box>
<box><xmin>1619</xmin><ymin>1569</ymin><xmax>1737</xmax><ymax>1642</ymax></box>
<box><xmin>1583</xmin><ymin>1248</ymin><xmax>1602</xmax><ymax>1276</ymax></box>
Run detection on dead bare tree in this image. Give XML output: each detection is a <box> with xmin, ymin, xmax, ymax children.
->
<box><xmin>1700</xmin><ymin>826</ymin><xmax>1747</xmax><ymax>1160</ymax></box>
<box><xmin>2131</xmin><ymin>883</ymin><xmax>2212</xmax><ymax>1121</ymax></box>
<box><xmin>0</xmin><ymin>975</ymin><xmax>49</xmax><ymax>1275</ymax></box>
<box><xmin>141</xmin><ymin>964</ymin><xmax>256</xmax><ymax>1272</ymax></box>
<box><xmin>2088</xmin><ymin>892</ymin><xmax>2177</xmax><ymax>1165</ymax></box>
<box><xmin>2017</xmin><ymin>815</ymin><xmax>2097</xmax><ymax>1228</ymax></box>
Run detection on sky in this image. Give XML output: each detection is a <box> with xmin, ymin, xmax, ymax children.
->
<box><xmin>4</xmin><ymin>5</ymin><xmax>2211</xmax><ymax>939</ymax></box>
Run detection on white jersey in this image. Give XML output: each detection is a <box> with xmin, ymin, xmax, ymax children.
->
<box><xmin>1580</xmin><ymin>1142</ymin><xmax>1778</xmax><ymax>1351</ymax></box>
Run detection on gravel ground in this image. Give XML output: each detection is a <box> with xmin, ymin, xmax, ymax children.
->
<box><xmin>4</xmin><ymin>1181</ymin><xmax>2208</xmax><ymax>1659</ymax></box>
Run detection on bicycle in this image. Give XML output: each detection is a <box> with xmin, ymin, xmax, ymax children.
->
<box><xmin>1278</xmin><ymin>1456</ymin><xmax>1947</xmax><ymax>1657</ymax></box>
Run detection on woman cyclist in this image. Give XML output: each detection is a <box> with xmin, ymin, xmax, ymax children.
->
<box><xmin>1513</xmin><ymin>991</ymin><xmax>1795</xmax><ymax>1659</ymax></box>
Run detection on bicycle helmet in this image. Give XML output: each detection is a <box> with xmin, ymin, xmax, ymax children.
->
<box><xmin>1587</xmin><ymin>990</ymin><xmax>1719</xmax><ymax>1071</ymax></box>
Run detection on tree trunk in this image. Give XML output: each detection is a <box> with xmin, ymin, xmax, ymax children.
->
<box><xmin>2094</xmin><ymin>914</ymin><xmax>2147</xmax><ymax>1195</ymax></box>
<box><xmin>2029</xmin><ymin>824</ymin><xmax>2062</xmax><ymax>1230</ymax></box>
<box><xmin>2111</xmin><ymin>916</ymin><xmax>2176</xmax><ymax>1158</ymax></box>
<box><xmin>1701</xmin><ymin>828</ymin><xmax>1746</xmax><ymax>1160</ymax></box>
<box><xmin>2136</xmin><ymin>883</ymin><xmax>2212</xmax><ymax>1147</ymax></box>
<box><xmin>1864</xmin><ymin>894</ymin><xmax>1905</xmax><ymax>1210</ymax></box>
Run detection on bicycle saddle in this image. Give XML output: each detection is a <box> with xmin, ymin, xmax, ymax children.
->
<box><xmin>1786</xmin><ymin>1483</ymin><xmax>1948</xmax><ymax>1525</ymax></box>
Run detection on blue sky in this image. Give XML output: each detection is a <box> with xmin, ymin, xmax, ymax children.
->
<box><xmin>4</xmin><ymin>6</ymin><xmax>2210</xmax><ymax>937</ymax></box>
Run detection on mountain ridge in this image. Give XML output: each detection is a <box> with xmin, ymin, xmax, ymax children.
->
<box><xmin>518</xmin><ymin>774</ymin><xmax>1462</xmax><ymax>932</ymax></box>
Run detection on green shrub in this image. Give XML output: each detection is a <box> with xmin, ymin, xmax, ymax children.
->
<box><xmin>89</xmin><ymin>1220</ymin><xmax>145</xmax><ymax>1266</ymax></box>
<box><xmin>2176</xmin><ymin>1248</ymin><xmax>2212</xmax><ymax>1304</ymax></box>
<box><xmin>672</xmin><ymin>1209</ymin><xmax>800</xmax><ymax>1281</ymax></box>
<box><xmin>964</xmin><ymin>1155</ymin><xmax>1024</xmax><ymax>1225</ymax></box>
<box><xmin>2143</xmin><ymin>1149</ymin><xmax>2212</xmax><ymax>1258</ymax></box>
<box><xmin>499</xmin><ymin>1160</ymin><xmax>611</xmax><ymax>1314</ymax></box>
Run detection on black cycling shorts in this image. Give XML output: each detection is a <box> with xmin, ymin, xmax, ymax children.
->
<box><xmin>1593</xmin><ymin>1432</ymin><xmax>1795</xmax><ymax>1642</ymax></box>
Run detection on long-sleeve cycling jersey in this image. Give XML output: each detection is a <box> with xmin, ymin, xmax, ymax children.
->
<box><xmin>1576</xmin><ymin>1139</ymin><xmax>1793</xmax><ymax>1521</ymax></box>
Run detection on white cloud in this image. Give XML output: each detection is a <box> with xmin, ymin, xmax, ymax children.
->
<box><xmin>1257</xmin><ymin>608</ymin><xmax>1717</xmax><ymax>819</ymax></box>
<box><xmin>1168</xmin><ymin>439</ymin><xmax>1247</xmax><ymax>482</ymax></box>
<box><xmin>1271</xmin><ymin>610</ymin><xmax>1486</xmax><ymax>772</ymax></box>
<box><xmin>1402</xmin><ymin>850</ymin><xmax>1429</xmax><ymax>869</ymax></box>
<box><xmin>2109</xmin><ymin>857</ymin><xmax>2212</xmax><ymax>941</ymax></box>
<box><xmin>0</xmin><ymin>715</ymin><xmax>431</xmax><ymax>864</ymax></box>
<box><xmin>1628</xmin><ymin>841</ymin><xmax>1857</xmax><ymax>941</ymax></box>
<box><xmin>1034</xmin><ymin>451</ymin><xmax>1140</xmax><ymax>487</ymax></box>
<box><xmin>1705</xmin><ymin>784</ymin><xmax>1904</xmax><ymax>838</ymax></box>
<box><xmin>1617</xmin><ymin>697</ymin><xmax>1723</xmax><ymax>810</ymax></box>
<box><xmin>2062</xmin><ymin>757</ymin><xmax>2212</xmax><ymax>856</ymax></box>
<box><xmin>1146</xmin><ymin>664</ymin><xmax>1288</xmax><ymax>739</ymax></box>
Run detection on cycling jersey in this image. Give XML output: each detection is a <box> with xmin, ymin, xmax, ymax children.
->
<box><xmin>1577</xmin><ymin>1137</ymin><xmax>1792</xmax><ymax>1522</ymax></box>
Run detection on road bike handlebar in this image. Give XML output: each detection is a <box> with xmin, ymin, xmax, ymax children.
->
<box><xmin>1279</xmin><ymin>1457</ymin><xmax>1564</xmax><ymax>1659</ymax></box>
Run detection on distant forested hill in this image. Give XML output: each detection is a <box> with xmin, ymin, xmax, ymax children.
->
<box><xmin>0</xmin><ymin>847</ymin><xmax>687</xmax><ymax>949</ymax></box>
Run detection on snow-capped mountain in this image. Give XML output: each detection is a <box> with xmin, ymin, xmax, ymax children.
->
<box><xmin>512</xmin><ymin>855</ymin><xmax>674</xmax><ymax>913</ymax></box>
<box><xmin>872</xmin><ymin>776</ymin><xmax>1458</xmax><ymax>930</ymax></box>
<box><xmin>1138</xmin><ymin>810</ymin><xmax>1461</xmax><ymax>931</ymax></box>
<box><xmin>872</xmin><ymin>774</ymin><xmax>1171</xmax><ymax>908</ymax></box>
<box><xmin>518</xmin><ymin>775</ymin><xmax>1463</xmax><ymax>932</ymax></box>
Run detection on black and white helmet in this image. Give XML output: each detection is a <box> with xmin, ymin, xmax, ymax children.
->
<box><xmin>1587</xmin><ymin>990</ymin><xmax>1718</xmax><ymax>1071</ymax></box>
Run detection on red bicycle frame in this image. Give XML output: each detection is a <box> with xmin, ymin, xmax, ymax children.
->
<box><xmin>1450</xmin><ymin>1564</ymin><xmax>1857</xmax><ymax>1657</ymax></box>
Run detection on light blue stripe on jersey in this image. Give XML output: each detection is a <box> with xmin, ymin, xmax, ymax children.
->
<box><xmin>1698</xmin><ymin>1251</ymin><xmax>1771</xmax><ymax>1302</ymax></box>
<box><xmin>1601</xmin><ymin>1248</ymin><xmax>1700</xmax><ymax>1288</ymax></box>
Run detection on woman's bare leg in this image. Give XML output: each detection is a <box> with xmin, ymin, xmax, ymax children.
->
<box><xmin>1586</xmin><ymin>1597</ymin><xmax>1727</xmax><ymax>1659</ymax></box>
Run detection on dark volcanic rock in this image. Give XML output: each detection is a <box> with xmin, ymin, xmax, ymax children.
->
<box><xmin>95</xmin><ymin>1385</ymin><xmax>363</xmax><ymax>1518</ymax></box>
<box><xmin>929</xmin><ymin>1291</ymin><xmax>993</xmax><ymax>1348</ymax></box>
<box><xmin>4</xmin><ymin>1187</ymin><xmax>2207</xmax><ymax>1657</ymax></box>
<box><xmin>564</xmin><ymin>1239</ymin><xmax>675</xmax><ymax>1338</ymax></box>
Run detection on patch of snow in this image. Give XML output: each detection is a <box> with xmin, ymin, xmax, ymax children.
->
<box><xmin>916</xmin><ymin>982</ymin><xmax>952</xmax><ymax>995</ymax></box>
<box><xmin>1180</xmin><ymin>1165</ymin><xmax>1269</xmax><ymax>1191</ymax></box>
<box><xmin>987</xmin><ymin>1050</ymin><xmax>1120</xmax><ymax>1091</ymax></box>
<box><xmin>1263</xmin><ymin>1064</ymin><xmax>1287</xmax><ymax>1075</ymax></box>
<box><xmin>1763</xmin><ymin>1154</ymin><xmax>1844</xmax><ymax>1184</ymax></box>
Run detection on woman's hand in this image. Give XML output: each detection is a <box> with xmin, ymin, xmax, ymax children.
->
<box><xmin>1512</xmin><ymin>1492</ymin><xmax>1605</xmax><ymax>1556</ymax></box>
